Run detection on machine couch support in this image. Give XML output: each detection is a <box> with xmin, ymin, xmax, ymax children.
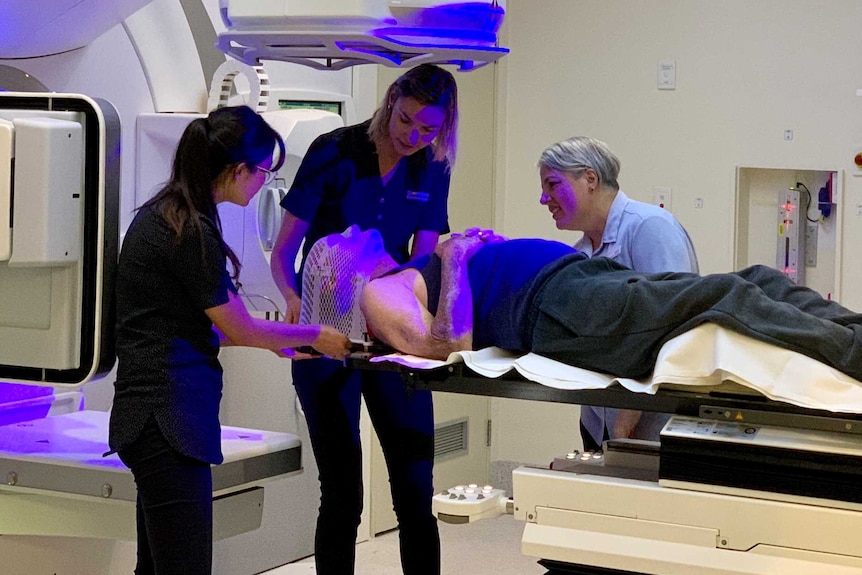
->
<box><xmin>349</xmin><ymin>340</ymin><xmax>862</xmax><ymax>575</ymax></box>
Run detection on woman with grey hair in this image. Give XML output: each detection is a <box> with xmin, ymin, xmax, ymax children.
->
<box><xmin>538</xmin><ymin>136</ymin><xmax>698</xmax><ymax>451</ymax></box>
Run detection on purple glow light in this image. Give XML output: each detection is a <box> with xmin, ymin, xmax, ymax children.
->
<box><xmin>377</xmin><ymin>2</ymin><xmax>505</xmax><ymax>45</ymax></box>
<box><xmin>392</xmin><ymin>2</ymin><xmax>504</xmax><ymax>32</ymax></box>
<box><xmin>0</xmin><ymin>383</ymin><xmax>53</xmax><ymax>427</ymax></box>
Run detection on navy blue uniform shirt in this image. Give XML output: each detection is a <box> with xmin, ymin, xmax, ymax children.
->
<box><xmin>281</xmin><ymin>120</ymin><xmax>450</xmax><ymax>266</ymax></box>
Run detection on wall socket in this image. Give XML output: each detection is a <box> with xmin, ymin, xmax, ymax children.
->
<box><xmin>658</xmin><ymin>59</ymin><xmax>676</xmax><ymax>90</ymax></box>
<box><xmin>653</xmin><ymin>187</ymin><xmax>672</xmax><ymax>210</ymax></box>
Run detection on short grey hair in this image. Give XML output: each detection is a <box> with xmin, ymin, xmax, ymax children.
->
<box><xmin>538</xmin><ymin>136</ymin><xmax>621</xmax><ymax>190</ymax></box>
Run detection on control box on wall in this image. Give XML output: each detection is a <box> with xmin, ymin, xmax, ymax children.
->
<box><xmin>735</xmin><ymin>167</ymin><xmax>842</xmax><ymax>301</ymax></box>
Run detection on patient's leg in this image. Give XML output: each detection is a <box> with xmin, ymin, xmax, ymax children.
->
<box><xmin>734</xmin><ymin>265</ymin><xmax>862</xmax><ymax>325</ymax></box>
<box><xmin>667</xmin><ymin>272</ymin><xmax>862</xmax><ymax>381</ymax></box>
<box><xmin>531</xmin><ymin>264</ymin><xmax>862</xmax><ymax>381</ymax></box>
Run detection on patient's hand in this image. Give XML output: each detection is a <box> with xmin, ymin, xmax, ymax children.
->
<box><xmin>465</xmin><ymin>227</ymin><xmax>507</xmax><ymax>244</ymax></box>
<box><xmin>437</xmin><ymin>232</ymin><xmax>484</xmax><ymax>262</ymax></box>
<box><xmin>612</xmin><ymin>409</ymin><xmax>643</xmax><ymax>438</ymax></box>
<box><xmin>439</xmin><ymin>227</ymin><xmax>505</xmax><ymax>262</ymax></box>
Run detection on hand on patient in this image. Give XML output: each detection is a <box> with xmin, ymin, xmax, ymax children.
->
<box><xmin>612</xmin><ymin>409</ymin><xmax>643</xmax><ymax>439</ymax></box>
<box><xmin>439</xmin><ymin>228</ymin><xmax>506</xmax><ymax>261</ymax></box>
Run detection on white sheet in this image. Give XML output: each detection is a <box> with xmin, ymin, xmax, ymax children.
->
<box><xmin>370</xmin><ymin>324</ymin><xmax>862</xmax><ymax>414</ymax></box>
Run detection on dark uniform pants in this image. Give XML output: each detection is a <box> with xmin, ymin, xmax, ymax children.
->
<box><xmin>293</xmin><ymin>358</ymin><xmax>440</xmax><ymax>575</ymax></box>
<box><xmin>118</xmin><ymin>418</ymin><xmax>213</xmax><ymax>575</ymax></box>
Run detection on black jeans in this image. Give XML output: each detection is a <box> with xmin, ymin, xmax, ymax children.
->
<box><xmin>293</xmin><ymin>358</ymin><xmax>440</xmax><ymax>575</ymax></box>
<box><xmin>118</xmin><ymin>417</ymin><xmax>213</xmax><ymax>575</ymax></box>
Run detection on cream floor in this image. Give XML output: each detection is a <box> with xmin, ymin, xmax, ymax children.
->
<box><xmin>263</xmin><ymin>514</ymin><xmax>546</xmax><ymax>575</ymax></box>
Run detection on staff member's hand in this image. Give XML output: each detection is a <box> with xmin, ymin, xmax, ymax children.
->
<box><xmin>312</xmin><ymin>325</ymin><xmax>352</xmax><ymax>359</ymax></box>
<box><xmin>283</xmin><ymin>291</ymin><xmax>302</xmax><ymax>324</ymax></box>
<box><xmin>275</xmin><ymin>348</ymin><xmax>318</xmax><ymax>360</ymax></box>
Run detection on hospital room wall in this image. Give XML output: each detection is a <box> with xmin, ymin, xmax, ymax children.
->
<box><xmin>498</xmin><ymin>0</ymin><xmax>862</xmax><ymax>288</ymax></box>
<box><xmin>488</xmin><ymin>0</ymin><xmax>862</xmax><ymax>465</ymax></box>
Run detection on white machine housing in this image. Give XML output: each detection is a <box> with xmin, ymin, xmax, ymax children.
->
<box><xmin>0</xmin><ymin>0</ymin><xmax>155</xmax><ymax>59</ymax></box>
<box><xmin>0</xmin><ymin>93</ymin><xmax>119</xmax><ymax>386</ymax></box>
<box><xmin>512</xmin><ymin>413</ymin><xmax>862</xmax><ymax>574</ymax></box>
<box><xmin>514</xmin><ymin>465</ymin><xmax>862</xmax><ymax>575</ymax></box>
<box><xmin>217</xmin><ymin>0</ymin><xmax>508</xmax><ymax>70</ymax></box>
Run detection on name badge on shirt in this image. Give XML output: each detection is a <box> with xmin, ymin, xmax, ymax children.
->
<box><xmin>406</xmin><ymin>189</ymin><xmax>430</xmax><ymax>202</ymax></box>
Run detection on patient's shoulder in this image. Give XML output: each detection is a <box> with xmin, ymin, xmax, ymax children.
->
<box><xmin>367</xmin><ymin>267</ymin><xmax>425</xmax><ymax>303</ymax></box>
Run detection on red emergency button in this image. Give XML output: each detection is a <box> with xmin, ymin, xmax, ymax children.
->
<box><xmin>855</xmin><ymin>152</ymin><xmax>862</xmax><ymax>168</ymax></box>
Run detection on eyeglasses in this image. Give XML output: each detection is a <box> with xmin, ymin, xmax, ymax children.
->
<box><xmin>256</xmin><ymin>165</ymin><xmax>276</xmax><ymax>186</ymax></box>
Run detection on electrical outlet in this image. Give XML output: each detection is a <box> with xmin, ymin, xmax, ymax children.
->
<box><xmin>653</xmin><ymin>187</ymin><xmax>672</xmax><ymax>211</ymax></box>
<box><xmin>658</xmin><ymin>59</ymin><xmax>676</xmax><ymax>90</ymax></box>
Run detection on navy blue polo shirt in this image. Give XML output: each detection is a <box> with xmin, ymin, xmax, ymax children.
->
<box><xmin>282</xmin><ymin>120</ymin><xmax>450</xmax><ymax>265</ymax></box>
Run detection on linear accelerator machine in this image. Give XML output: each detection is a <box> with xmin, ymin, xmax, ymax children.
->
<box><xmin>3</xmin><ymin>4</ymin><xmax>861</xmax><ymax>575</ymax></box>
<box><xmin>0</xmin><ymin>1</ymin><xmax>507</xmax><ymax>573</ymax></box>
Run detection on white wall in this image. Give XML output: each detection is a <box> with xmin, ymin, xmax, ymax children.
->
<box><xmin>499</xmin><ymin>0</ymin><xmax>862</xmax><ymax>278</ymax></box>
<box><xmin>489</xmin><ymin>0</ymin><xmax>862</xmax><ymax>464</ymax></box>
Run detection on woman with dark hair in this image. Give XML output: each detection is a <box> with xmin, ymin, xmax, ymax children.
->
<box><xmin>270</xmin><ymin>64</ymin><xmax>459</xmax><ymax>575</ymax></box>
<box><xmin>109</xmin><ymin>105</ymin><xmax>351</xmax><ymax>575</ymax></box>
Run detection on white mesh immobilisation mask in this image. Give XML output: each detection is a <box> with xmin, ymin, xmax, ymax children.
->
<box><xmin>299</xmin><ymin>228</ymin><xmax>383</xmax><ymax>342</ymax></box>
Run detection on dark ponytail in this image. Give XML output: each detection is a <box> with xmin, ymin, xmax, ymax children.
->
<box><xmin>141</xmin><ymin>105</ymin><xmax>285</xmax><ymax>280</ymax></box>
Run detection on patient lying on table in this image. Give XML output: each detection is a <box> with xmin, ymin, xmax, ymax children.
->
<box><xmin>320</xmin><ymin>226</ymin><xmax>862</xmax><ymax>382</ymax></box>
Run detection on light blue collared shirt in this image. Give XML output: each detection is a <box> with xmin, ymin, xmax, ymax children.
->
<box><xmin>574</xmin><ymin>190</ymin><xmax>698</xmax><ymax>274</ymax></box>
<box><xmin>577</xmin><ymin>191</ymin><xmax>699</xmax><ymax>447</ymax></box>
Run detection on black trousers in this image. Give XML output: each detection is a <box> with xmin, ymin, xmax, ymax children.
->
<box><xmin>118</xmin><ymin>418</ymin><xmax>213</xmax><ymax>575</ymax></box>
<box><xmin>293</xmin><ymin>358</ymin><xmax>440</xmax><ymax>575</ymax></box>
<box><xmin>529</xmin><ymin>261</ymin><xmax>862</xmax><ymax>381</ymax></box>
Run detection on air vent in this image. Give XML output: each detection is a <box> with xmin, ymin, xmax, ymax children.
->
<box><xmin>435</xmin><ymin>417</ymin><xmax>468</xmax><ymax>461</ymax></box>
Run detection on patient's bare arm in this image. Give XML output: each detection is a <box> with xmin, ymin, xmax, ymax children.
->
<box><xmin>360</xmin><ymin>234</ymin><xmax>482</xmax><ymax>359</ymax></box>
<box><xmin>428</xmin><ymin>235</ymin><xmax>479</xmax><ymax>353</ymax></box>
